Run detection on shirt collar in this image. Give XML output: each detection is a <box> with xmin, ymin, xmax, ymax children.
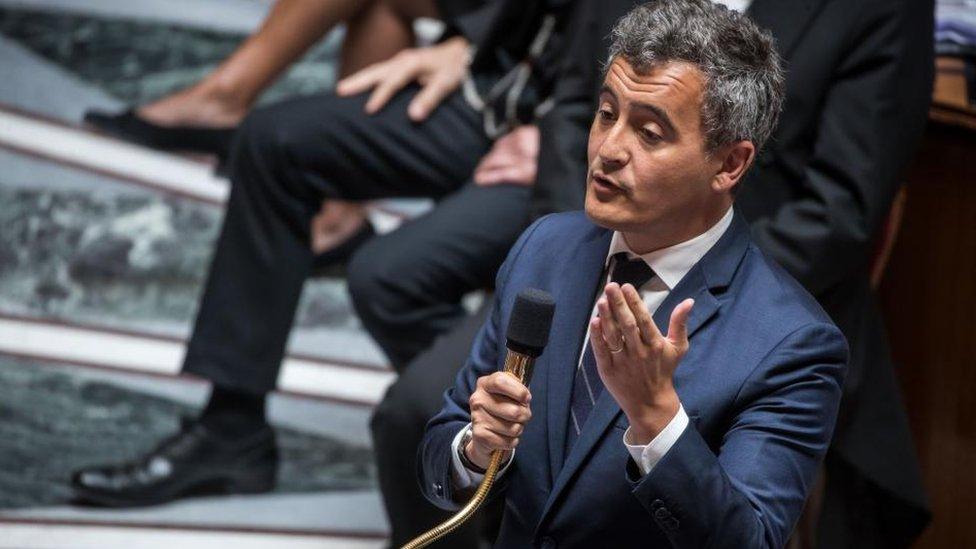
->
<box><xmin>605</xmin><ymin>206</ymin><xmax>734</xmax><ymax>290</ymax></box>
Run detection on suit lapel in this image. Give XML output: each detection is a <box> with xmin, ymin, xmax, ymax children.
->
<box><xmin>536</xmin><ymin>211</ymin><xmax>751</xmax><ymax>531</ymax></box>
<box><xmin>544</xmin><ymin>227</ymin><xmax>613</xmax><ymax>482</ymax></box>
<box><xmin>746</xmin><ymin>0</ymin><xmax>828</xmax><ymax>59</ymax></box>
<box><xmin>537</xmin><ymin>269</ymin><xmax>720</xmax><ymax>528</ymax></box>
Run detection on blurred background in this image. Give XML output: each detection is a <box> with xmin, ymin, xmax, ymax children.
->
<box><xmin>0</xmin><ymin>0</ymin><xmax>973</xmax><ymax>547</ymax></box>
<box><xmin>0</xmin><ymin>0</ymin><xmax>436</xmax><ymax>546</ymax></box>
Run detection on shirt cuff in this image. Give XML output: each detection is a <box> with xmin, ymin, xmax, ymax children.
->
<box><xmin>450</xmin><ymin>423</ymin><xmax>515</xmax><ymax>489</ymax></box>
<box><xmin>622</xmin><ymin>404</ymin><xmax>689</xmax><ymax>476</ymax></box>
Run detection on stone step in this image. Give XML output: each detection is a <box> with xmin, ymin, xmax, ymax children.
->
<box><xmin>0</xmin><ymin>314</ymin><xmax>394</xmax><ymax>405</ymax></box>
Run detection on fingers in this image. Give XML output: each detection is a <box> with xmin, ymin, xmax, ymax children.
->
<box><xmin>335</xmin><ymin>61</ymin><xmax>389</xmax><ymax>97</ymax></box>
<box><xmin>474</xmin><ymin>165</ymin><xmax>536</xmax><ymax>186</ymax></box>
<box><xmin>472</xmin><ymin>408</ymin><xmax>525</xmax><ymax>438</ymax></box>
<box><xmin>481</xmin><ymin>371</ymin><xmax>531</xmax><ymax>404</ymax></box>
<box><xmin>602</xmin><ymin>283</ymin><xmax>644</xmax><ymax>355</ymax></box>
<box><xmin>589</xmin><ymin>317</ymin><xmax>613</xmax><ymax>378</ymax></box>
<box><xmin>472</xmin><ymin>130</ymin><xmax>539</xmax><ymax>186</ymax></box>
<box><xmin>336</xmin><ymin>49</ymin><xmax>424</xmax><ymax>114</ymax></box>
<box><xmin>596</xmin><ymin>296</ymin><xmax>623</xmax><ymax>351</ymax></box>
<box><xmin>407</xmin><ymin>76</ymin><xmax>454</xmax><ymax>121</ymax></box>
<box><xmin>608</xmin><ymin>284</ymin><xmax>642</xmax><ymax>352</ymax></box>
<box><xmin>469</xmin><ymin>372</ymin><xmax>532</xmax><ymax>453</ymax></box>
<box><xmin>364</xmin><ymin>63</ymin><xmax>419</xmax><ymax>115</ymax></box>
<box><xmin>474</xmin><ymin>148</ymin><xmax>516</xmax><ymax>173</ymax></box>
<box><xmin>667</xmin><ymin>298</ymin><xmax>695</xmax><ymax>352</ymax></box>
<box><xmin>621</xmin><ymin>283</ymin><xmax>659</xmax><ymax>344</ymax></box>
<box><xmin>470</xmin><ymin>374</ymin><xmax>531</xmax><ymax>425</ymax></box>
<box><xmin>471</xmin><ymin>421</ymin><xmax>520</xmax><ymax>452</ymax></box>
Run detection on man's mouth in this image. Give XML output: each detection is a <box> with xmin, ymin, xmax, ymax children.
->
<box><xmin>591</xmin><ymin>172</ymin><xmax>624</xmax><ymax>195</ymax></box>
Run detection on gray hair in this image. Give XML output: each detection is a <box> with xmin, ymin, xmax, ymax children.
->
<box><xmin>607</xmin><ymin>0</ymin><xmax>785</xmax><ymax>153</ymax></box>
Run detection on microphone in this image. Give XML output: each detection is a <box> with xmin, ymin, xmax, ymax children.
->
<box><xmin>502</xmin><ymin>287</ymin><xmax>556</xmax><ymax>387</ymax></box>
<box><xmin>402</xmin><ymin>288</ymin><xmax>555</xmax><ymax>549</ymax></box>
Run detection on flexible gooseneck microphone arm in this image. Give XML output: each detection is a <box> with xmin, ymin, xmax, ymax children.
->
<box><xmin>402</xmin><ymin>288</ymin><xmax>555</xmax><ymax>549</ymax></box>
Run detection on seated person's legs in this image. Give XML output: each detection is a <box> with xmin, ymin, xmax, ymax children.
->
<box><xmin>86</xmin><ymin>0</ymin><xmax>427</xmax><ymax>139</ymax></box>
<box><xmin>348</xmin><ymin>182</ymin><xmax>532</xmax><ymax>370</ymax></box>
<box><xmin>71</xmin><ymin>85</ymin><xmax>491</xmax><ymax>506</ymax></box>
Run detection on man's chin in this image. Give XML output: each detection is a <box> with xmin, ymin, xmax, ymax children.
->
<box><xmin>584</xmin><ymin>200</ymin><xmax>626</xmax><ymax>231</ymax></box>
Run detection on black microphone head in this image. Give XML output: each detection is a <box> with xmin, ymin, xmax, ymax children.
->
<box><xmin>506</xmin><ymin>288</ymin><xmax>556</xmax><ymax>358</ymax></box>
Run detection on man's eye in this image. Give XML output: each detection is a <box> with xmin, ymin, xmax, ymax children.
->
<box><xmin>640</xmin><ymin>128</ymin><xmax>662</xmax><ymax>143</ymax></box>
<box><xmin>598</xmin><ymin>109</ymin><xmax>615</xmax><ymax>122</ymax></box>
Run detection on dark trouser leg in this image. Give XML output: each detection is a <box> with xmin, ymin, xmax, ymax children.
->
<box><xmin>348</xmin><ymin>183</ymin><xmax>532</xmax><ymax>370</ymax></box>
<box><xmin>371</xmin><ymin>305</ymin><xmax>494</xmax><ymax>548</ymax></box>
<box><xmin>182</xmin><ymin>87</ymin><xmax>489</xmax><ymax>394</ymax></box>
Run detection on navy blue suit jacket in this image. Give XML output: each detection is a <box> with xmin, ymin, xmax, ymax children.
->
<box><xmin>420</xmin><ymin>210</ymin><xmax>848</xmax><ymax>548</ymax></box>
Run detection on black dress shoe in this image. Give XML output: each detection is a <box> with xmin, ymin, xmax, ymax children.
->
<box><xmin>83</xmin><ymin>109</ymin><xmax>236</xmax><ymax>159</ymax></box>
<box><xmin>71</xmin><ymin>418</ymin><xmax>277</xmax><ymax>507</ymax></box>
<box><xmin>311</xmin><ymin>221</ymin><xmax>376</xmax><ymax>277</ymax></box>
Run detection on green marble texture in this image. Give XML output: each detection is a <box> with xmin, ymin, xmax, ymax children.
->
<box><xmin>0</xmin><ymin>354</ymin><xmax>375</xmax><ymax>509</ymax></box>
<box><xmin>0</xmin><ymin>184</ymin><xmax>359</xmax><ymax>332</ymax></box>
<box><xmin>0</xmin><ymin>7</ymin><xmax>339</xmax><ymax>108</ymax></box>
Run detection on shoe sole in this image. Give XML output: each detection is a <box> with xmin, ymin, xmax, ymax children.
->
<box><xmin>71</xmin><ymin>470</ymin><xmax>276</xmax><ymax>508</ymax></box>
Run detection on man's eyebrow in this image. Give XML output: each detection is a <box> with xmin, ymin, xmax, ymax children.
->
<box><xmin>632</xmin><ymin>102</ymin><xmax>676</xmax><ymax>133</ymax></box>
<box><xmin>598</xmin><ymin>85</ymin><xmax>676</xmax><ymax>133</ymax></box>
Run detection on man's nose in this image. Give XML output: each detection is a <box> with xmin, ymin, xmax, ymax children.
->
<box><xmin>598</xmin><ymin>126</ymin><xmax>629</xmax><ymax>167</ymax></box>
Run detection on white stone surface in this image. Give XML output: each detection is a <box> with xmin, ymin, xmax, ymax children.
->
<box><xmin>0</xmin><ymin>35</ymin><xmax>120</xmax><ymax>122</ymax></box>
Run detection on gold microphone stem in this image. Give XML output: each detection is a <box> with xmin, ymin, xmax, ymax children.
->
<box><xmin>401</xmin><ymin>351</ymin><xmax>534</xmax><ymax>549</ymax></box>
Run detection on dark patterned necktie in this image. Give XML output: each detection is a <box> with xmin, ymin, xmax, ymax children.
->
<box><xmin>566</xmin><ymin>252</ymin><xmax>656</xmax><ymax>453</ymax></box>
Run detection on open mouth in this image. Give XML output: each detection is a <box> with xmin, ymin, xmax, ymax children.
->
<box><xmin>591</xmin><ymin>172</ymin><xmax>623</xmax><ymax>195</ymax></box>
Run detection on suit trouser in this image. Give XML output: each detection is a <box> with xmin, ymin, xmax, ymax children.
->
<box><xmin>348</xmin><ymin>183</ymin><xmax>531</xmax><ymax>370</ymax></box>
<box><xmin>182</xmin><ymin>86</ymin><xmax>510</xmax><ymax>391</ymax></box>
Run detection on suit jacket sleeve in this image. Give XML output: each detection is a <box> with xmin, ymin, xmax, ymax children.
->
<box><xmin>748</xmin><ymin>0</ymin><xmax>933</xmax><ymax>295</ymax></box>
<box><xmin>530</xmin><ymin>1</ymin><xmax>593</xmax><ymax>218</ymax></box>
<box><xmin>439</xmin><ymin>0</ymin><xmax>505</xmax><ymax>47</ymax></box>
<box><xmin>418</xmin><ymin>216</ymin><xmax>549</xmax><ymax>510</ymax></box>
<box><xmin>629</xmin><ymin>322</ymin><xmax>847</xmax><ymax>548</ymax></box>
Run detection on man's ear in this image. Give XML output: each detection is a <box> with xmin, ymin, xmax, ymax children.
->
<box><xmin>711</xmin><ymin>140</ymin><xmax>755</xmax><ymax>193</ymax></box>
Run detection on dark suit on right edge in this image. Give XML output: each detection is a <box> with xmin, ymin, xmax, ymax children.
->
<box><xmin>739</xmin><ymin>0</ymin><xmax>935</xmax><ymax>545</ymax></box>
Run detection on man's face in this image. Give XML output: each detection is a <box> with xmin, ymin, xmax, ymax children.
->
<box><xmin>585</xmin><ymin>57</ymin><xmax>727</xmax><ymax>243</ymax></box>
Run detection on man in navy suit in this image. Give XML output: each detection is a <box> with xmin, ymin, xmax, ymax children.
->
<box><xmin>419</xmin><ymin>1</ymin><xmax>848</xmax><ymax>546</ymax></box>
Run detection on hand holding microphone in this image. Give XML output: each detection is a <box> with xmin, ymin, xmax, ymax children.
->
<box><xmin>464</xmin><ymin>287</ymin><xmax>553</xmax><ymax>469</ymax></box>
<box><xmin>402</xmin><ymin>288</ymin><xmax>553</xmax><ymax>549</ymax></box>
<box><xmin>466</xmin><ymin>371</ymin><xmax>533</xmax><ymax>470</ymax></box>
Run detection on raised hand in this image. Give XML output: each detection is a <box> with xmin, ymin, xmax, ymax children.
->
<box><xmin>589</xmin><ymin>282</ymin><xmax>694</xmax><ymax>444</ymax></box>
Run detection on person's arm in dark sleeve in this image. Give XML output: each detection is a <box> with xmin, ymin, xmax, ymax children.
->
<box><xmin>629</xmin><ymin>323</ymin><xmax>848</xmax><ymax>548</ymax></box>
<box><xmin>418</xmin><ymin>216</ymin><xmax>549</xmax><ymax>510</ymax></box>
<box><xmin>749</xmin><ymin>0</ymin><xmax>934</xmax><ymax>294</ymax></box>
<box><xmin>439</xmin><ymin>0</ymin><xmax>505</xmax><ymax>47</ymax></box>
<box><xmin>530</xmin><ymin>0</ymin><xmax>611</xmax><ymax>218</ymax></box>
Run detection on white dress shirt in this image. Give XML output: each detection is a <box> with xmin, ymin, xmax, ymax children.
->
<box><xmin>451</xmin><ymin>207</ymin><xmax>734</xmax><ymax>488</ymax></box>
